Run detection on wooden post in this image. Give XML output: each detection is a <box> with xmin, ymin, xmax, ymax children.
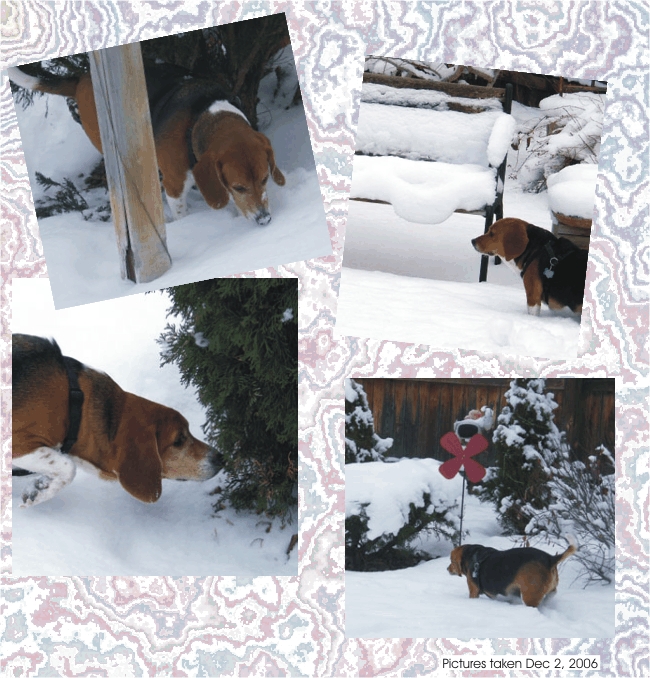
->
<box><xmin>89</xmin><ymin>44</ymin><xmax>172</xmax><ymax>283</ymax></box>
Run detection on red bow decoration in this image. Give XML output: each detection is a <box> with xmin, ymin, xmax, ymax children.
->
<box><xmin>439</xmin><ymin>432</ymin><xmax>488</xmax><ymax>483</ymax></box>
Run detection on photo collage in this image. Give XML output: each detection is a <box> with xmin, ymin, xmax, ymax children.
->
<box><xmin>2</xmin><ymin>4</ymin><xmax>645</xmax><ymax>676</ymax></box>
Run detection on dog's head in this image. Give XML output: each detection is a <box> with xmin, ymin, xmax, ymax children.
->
<box><xmin>472</xmin><ymin>218</ymin><xmax>530</xmax><ymax>261</ymax></box>
<box><xmin>112</xmin><ymin>393</ymin><xmax>223</xmax><ymax>503</ymax></box>
<box><xmin>193</xmin><ymin>111</ymin><xmax>285</xmax><ymax>226</ymax></box>
<box><xmin>218</xmin><ymin>130</ymin><xmax>285</xmax><ymax>225</ymax></box>
<box><xmin>447</xmin><ymin>545</ymin><xmax>467</xmax><ymax>576</ymax></box>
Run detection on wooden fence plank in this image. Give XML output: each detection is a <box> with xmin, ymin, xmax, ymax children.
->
<box><xmin>89</xmin><ymin>43</ymin><xmax>172</xmax><ymax>283</ymax></box>
<box><xmin>355</xmin><ymin>378</ymin><xmax>614</xmax><ymax>464</ymax></box>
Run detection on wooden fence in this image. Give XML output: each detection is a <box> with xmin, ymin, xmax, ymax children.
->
<box><xmin>353</xmin><ymin>378</ymin><xmax>614</xmax><ymax>466</ymax></box>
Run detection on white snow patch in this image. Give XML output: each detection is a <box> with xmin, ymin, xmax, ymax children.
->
<box><xmin>194</xmin><ymin>331</ymin><xmax>209</xmax><ymax>347</ymax></box>
<box><xmin>336</xmin><ymin>266</ymin><xmax>580</xmax><ymax>360</ymax></box>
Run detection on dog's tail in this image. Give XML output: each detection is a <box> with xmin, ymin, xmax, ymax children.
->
<box><xmin>8</xmin><ymin>66</ymin><xmax>79</xmax><ymax>98</ymax></box>
<box><xmin>552</xmin><ymin>535</ymin><xmax>578</xmax><ymax>566</ymax></box>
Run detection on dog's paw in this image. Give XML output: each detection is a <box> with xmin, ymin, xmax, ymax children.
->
<box><xmin>21</xmin><ymin>475</ymin><xmax>52</xmax><ymax>507</ymax></box>
<box><xmin>527</xmin><ymin>304</ymin><xmax>541</xmax><ymax>316</ymax></box>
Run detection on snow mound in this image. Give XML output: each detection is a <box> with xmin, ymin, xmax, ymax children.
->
<box><xmin>346</xmin><ymin>458</ymin><xmax>462</xmax><ymax>540</ymax></box>
<box><xmin>486</xmin><ymin>113</ymin><xmax>516</xmax><ymax>167</ymax></box>
<box><xmin>351</xmin><ymin>155</ymin><xmax>496</xmax><ymax>224</ymax></box>
<box><xmin>547</xmin><ymin>163</ymin><xmax>598</xmax><ymax>219</ymax></box>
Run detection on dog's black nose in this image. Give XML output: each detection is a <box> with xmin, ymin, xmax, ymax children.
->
<box><xmin>255</xmin><ymin>210</ymin><xmax>271</xmax><ymax>226</ymax></box>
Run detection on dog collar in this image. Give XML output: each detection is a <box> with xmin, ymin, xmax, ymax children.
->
<box><xmin>61</xmin><ymin>356</ymin><xmax>85</xmax><ymax>454</ymax></box>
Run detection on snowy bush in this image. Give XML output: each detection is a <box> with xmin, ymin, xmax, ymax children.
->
<box><xmin>345</xmin><ymin>379</ymin><xmax>393</xmax><ymax>463</ymax></box>
<box><xmin>525</xmin><ymin>445</ymin><xmax>615</xmax><ymax>585</ymax></box>
<box><xmin>346</xmin><ymin>459</ymin><xmax>461</xmax><ymax>571</ymax></box>
<box><xmin>33</xmin><ymin>171</ymin><xmax>111</xmax><ymax>221</ymax></box>
<box><xmin>478</xmin><ymin>378</ymin><xmax>566</xmax><ymax>534</ymax></box>
<box><xmin>511</xmin><ymin>92</ymin><xmax>604</xmax><ymax>192</ymax></box>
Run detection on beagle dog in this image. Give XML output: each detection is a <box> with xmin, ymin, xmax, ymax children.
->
<box><xmin>472</xmin><ymin>217</ymin><xmax>588</xmax><ymax>316</ymax></box>
<box><xmin>447</xmin><ymin>542</ymin><xmax>577</xmax><ymax>607</ymax></box>
<box><xmin>8</xmin><ymin>63</ymin><xmax>285</xmax><ymax>224</ymax></box>
<box><xmin>12</xmin><ymin>334</ymin><xmax>223</xmax><ymax>507</ymax></box>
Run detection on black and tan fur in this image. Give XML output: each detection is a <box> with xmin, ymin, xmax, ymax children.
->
<box><xmin>12</xmin><ymin>334</ymin><xmax>222</xmax><ymax>507</ymax></box>
<box><xmin>472</xmin><ymin>217</ymin><xmax>588</xmax><ymax>316</ymax></box>
<box><xmin>447</xmin><ymin>542</ymin><xmax>577</xmax><ymax>608</ymax></box>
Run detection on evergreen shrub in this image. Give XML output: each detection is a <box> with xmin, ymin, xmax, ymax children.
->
<box><xmin>159</xmin><ymin>278</ymin><xmax>297</xmax><ymax>518</ymax></box>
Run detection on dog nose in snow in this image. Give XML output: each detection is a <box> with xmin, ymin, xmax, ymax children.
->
<box><xmin>255</xmin><ymin>210</ymin><xmax>272</xmax><ymax>226</ymax></box>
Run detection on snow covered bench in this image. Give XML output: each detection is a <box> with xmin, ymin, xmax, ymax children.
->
<box><xmin>547</xmin><ymin>163</ymin><xmax>598</xmax><ymax>250</ymax></box>
<box><xmin>351</xmin><ymin>76</ymin><xmax>514</xmax><ymax>281</ymax></box>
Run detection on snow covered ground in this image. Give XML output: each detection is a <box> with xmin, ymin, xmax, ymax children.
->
<box><xmin>11</xmin><ymin>46</ymin><xmax>331</xmax><ymax>310</ymax></box>
<box><xmin>11</xmin><ymin>278</ymin><xmax>297</xmax><ymax>576</ymax></box>
<box><xmin>336</xmin><ymin>91</ymin><xmax>600</xmax><ymax>359</ymax></box>
<box><xmin>346</xmin><ymin>490</ymin><xmax>614</xmax><ymax>639</ymax></box>
<box><xmin>336</xmin><ymin>192</ymin><xmax>582</xmax><ymax>359</ymax></box>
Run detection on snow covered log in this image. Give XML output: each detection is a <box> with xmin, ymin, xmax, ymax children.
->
<box><xmin>361</xmin><ymin>82</ymin><xmax>504</xmax><ymax>113</ymax></box>
<box><xmin>350</xmin><ymin>155</ymin><xmax>497</xmax><ymax>225</ymax></box>
<box><xmin>355</xmin><ymin>104</ymin><xmax>514</xmax><ymax>167</ymax></box>
<box><xmin>363</xmin><ymin>71</ymin><xmax>508</xmax><ymax>100</ymax></box>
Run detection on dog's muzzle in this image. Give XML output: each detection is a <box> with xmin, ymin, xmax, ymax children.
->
<box><xmin>255</xmin><ymin>209</ymin><xmax>272</xmax><ymax>226</ymax></box>
<box><xmin>471</xmin><ymin>238</ymin><xmax>483</xmax><ymax>253</ymax></box>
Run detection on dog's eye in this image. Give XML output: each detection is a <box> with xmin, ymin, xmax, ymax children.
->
<box><xmin>173</xmin><ymin>432</ymin><xmax>186</xmax><ymax>447</ymax></box>
<box><xmin>261</xmin><ymin>176</ymin><xmax>268</xmax><ymax>185</ymax></box>
<box><xmin>232</xmin><ymin>185</ymin><xmax>247</xmax><ymax>194</ymax></box>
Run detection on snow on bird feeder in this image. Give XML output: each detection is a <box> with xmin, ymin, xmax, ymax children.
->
<box><xmin>440</xmin><ymin>407</ymin><xmax>494</xmax><ymax>545</ymax></box>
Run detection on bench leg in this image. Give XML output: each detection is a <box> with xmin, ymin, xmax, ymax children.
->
<box><xmin>479</xmin><ymin>207</ymin><xmax>495</xmax><ymax>282</ymax></box>
<box><xmin>479</xmin><ymin>254</ymin><xmax>490</xmax><ymax>283</ymax></box>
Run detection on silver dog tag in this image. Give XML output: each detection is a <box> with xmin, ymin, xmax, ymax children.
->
<box><xmin>543</xmin><ymin>268</ymin><xmax>555</xmax><ymax>279</ymax></box>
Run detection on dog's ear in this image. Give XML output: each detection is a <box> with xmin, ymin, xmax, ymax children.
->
<box><xmin>501</xmin><ymin>222</ymin><xmax>528</xmax><ymax>260</ymax></box>
<box><xmin>193</xmin><ymin>151</ymin><xmax>229</xmax><ymax>209</ymax></box>
<box><xmin>259</xmin><ymin>134</ymin><xmax>285</xmax><ymax>186</ymax></box>
<box><xmin>449</xmin><ymin>546</ymin><xmax>465</xmax><ymax>574</ymax></box>
<box><xmin>112</xmin><ymin>399</ymin><xmax>163</xmax><ymax>503</ymax></box>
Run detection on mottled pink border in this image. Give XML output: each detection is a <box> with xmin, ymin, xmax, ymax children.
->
<box><xmin>2</xmin><ymin>2</ymin><xmax>648</xmax><ymax>676</ymax></box>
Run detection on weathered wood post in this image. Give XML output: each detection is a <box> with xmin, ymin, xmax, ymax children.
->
<box><xmin>88</xmin><ymin>44</ymin><xmax>172</xmax><ymax>283</ymax></box>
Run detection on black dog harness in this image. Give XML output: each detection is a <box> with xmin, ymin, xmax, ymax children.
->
<box><xmin>470</xmin><ymin>549</ymin><xmax>493</xmax><ymax>594</ymax></box>
<box><xmin>61</xmin><ymin>356</ymin><xmax>85</xmax><ymax>454</ymax></box>
<box><xmin>517</xmin><ymin>238</ymin><xmax>575</xmax><ymax>303</ymax></box>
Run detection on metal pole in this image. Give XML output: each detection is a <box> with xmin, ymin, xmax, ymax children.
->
<box><xmin>458</xmin><ymin>472</ymin><xmax>466</xmax><ymax>546</ymax></box>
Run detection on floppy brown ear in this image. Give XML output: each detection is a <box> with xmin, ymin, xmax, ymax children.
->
<box><xmin>501</xmin><ymin>223</ymin><xmax>528</xmax><ymax>260</ymax></box>
<box><xmin>261</xmin><ymin>135</ymin><xmax>285</xmax><ymax>186</ymax></box>
<box><xmin>192</xmin><ymin>151</ymin><xmax>229</xmax><ymax>209</ymax></box>
<box><xmin>112</xmin><ymin>402</ymin><xmax>163</xmax><ymax>503</ymax></box>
